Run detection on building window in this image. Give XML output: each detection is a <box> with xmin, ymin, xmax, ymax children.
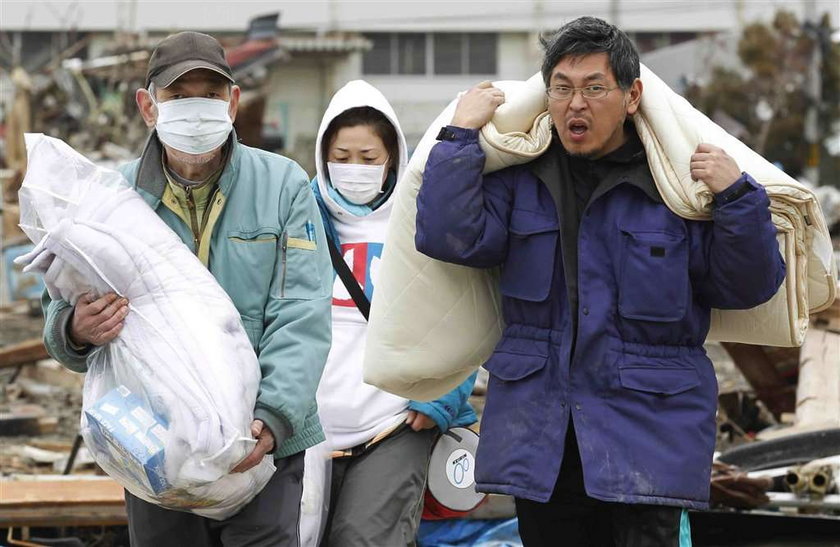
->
<box><xmin>433</xmin><ymin>33</ymin><xmax>462</xmax><ymax>75</ymax></box>
<box><xmin>468</xmin><ymin>33</ymin><xmax>497</xmax><ymax>74</ymax></box>
<box><xmin>433</xmin><ymin>33</ymin><xmax>497</xmax><ymax>75</ymax></box>
<box><xmin>363</xmin><ymin>33</ymin><xmax>426</xmax><ymax>75</ymax></box>
<box><xmin>364</xmin><ymin>32</ymin><xmax>497</xmax><ymax>76</ymax></box>
<box><xmin>398</xmin><ymin>34</ymin><xmax>426</xmax><ymax>75</ymax></box>
<box><xmin>363</xmin><ymin>34</ymin><xmax>393</xmax><ymax>75</ymax></box>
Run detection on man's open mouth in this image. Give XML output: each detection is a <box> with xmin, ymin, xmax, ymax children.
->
<box><xmin>568</xmin><ymin>119</ymin><xmax>589</xmax><ymax>135</ymax></box>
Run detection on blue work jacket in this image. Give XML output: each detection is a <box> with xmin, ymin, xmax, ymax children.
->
<box><xmin>415</xmin><ymin>127</ymin><xmax>785</xmax><ymax>508</ymax></box>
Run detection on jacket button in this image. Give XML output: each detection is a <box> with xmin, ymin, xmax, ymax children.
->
<box><xmin>582</xmin><ymin>307</ymin><xmax>589</xmax><ymax>316</ymax></box>
<box><xmin>575</xmin><ymin>403</ymin><xmax>582</xmax><ymax>411</ymax></box>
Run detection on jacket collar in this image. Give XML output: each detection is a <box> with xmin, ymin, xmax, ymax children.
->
<box><xmin>529</xmin><ymin>127</ymin><xmax>663</xmax><ymax>208</ymax></box>
<box><xmin>134</xmin><ymin>129</ymin><xmax>240</xmax><ymax>203</ymax></box>
<box><xmin>528</xmin><ymin>137</ymin><xmax>564</xmax><ymax>210</ymax></box>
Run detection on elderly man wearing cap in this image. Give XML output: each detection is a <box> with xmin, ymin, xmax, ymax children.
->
<box><xmin>40</xmin><ymin>32</ymin><xmax>333</xmax><ymax>546</ymax></box>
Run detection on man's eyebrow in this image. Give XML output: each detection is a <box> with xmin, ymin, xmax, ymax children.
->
<box><xmin>551</xmin><ymin>71</ymin><xmax>608</xmax><ymax>83</ymax></box>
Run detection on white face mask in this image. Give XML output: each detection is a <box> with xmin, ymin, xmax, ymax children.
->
<box><xmin>151</xmin><ymin>91</ymin><xmax>233</xmax><ymax>155</ymax></box>
<box><xmin>327</xmin><ymin>161</ymin><xmax>388</xmax><ymax>205</ymax></box>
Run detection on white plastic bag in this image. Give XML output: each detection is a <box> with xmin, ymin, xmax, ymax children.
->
<box><xmin>299</xmin><ymin>441</ymin><xmax>332</xmax><ymax>545</ymax></box>
<box><xmin>16</xmin><ymin>134</ymin><xmax>275</xmax><ymax>520</ymax></box>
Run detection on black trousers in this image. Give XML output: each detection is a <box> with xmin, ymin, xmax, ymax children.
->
<box><xmin>515</xmin><ymin>426</ymin><xmax>683</xmax><ymax>547</ymax></box>
<box><xmin>125</xmin><ymin>451</ymin><xmax>305</xmax><ymax>547</ymax></box>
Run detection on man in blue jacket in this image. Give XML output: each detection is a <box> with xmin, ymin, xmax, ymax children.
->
<box><xmin>415</xmin><ymin>17</ymin><xmax>785</xmax><ymax>546</ymax></box>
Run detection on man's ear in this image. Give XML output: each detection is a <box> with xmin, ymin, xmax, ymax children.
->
<box><xmin>228</xmin><ymin>85</ymin><xmax>241</xmax><ymax>122</ymax></box>
<box><xmin>136</xmin><ymin>88</ymin><xmax>157</xmax><ymax>128</ymax></box>
<box><xmin>625</xmin><ymin>78</ymin><xmax>643</xmax><ymax>116</ymax></box>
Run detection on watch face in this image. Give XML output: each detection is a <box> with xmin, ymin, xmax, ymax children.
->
<box><xmin>437</xmin><ymin>127</ymin><xmax>455</xmax><ymax>141</ymax></box>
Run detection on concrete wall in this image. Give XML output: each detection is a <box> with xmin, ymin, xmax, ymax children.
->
<box><xmin>498</xmin><ymin>31</ymin><xmax>543</xmax><ymax>81</ymax></box>
<box><xmin>264</xmin><ymin>56</ymin><xmax>335</xmax><ymax>176</ymax></box>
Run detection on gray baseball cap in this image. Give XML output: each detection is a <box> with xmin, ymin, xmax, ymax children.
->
<box><xmin>146</xmin><ymin>31</ymin><xmax>234</xmax><ymax>88</ymax></box>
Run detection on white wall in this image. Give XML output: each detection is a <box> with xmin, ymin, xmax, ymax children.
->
<box><xmin>498</xmin><ymin>32</ymin><xmax>542</xmax><ymax>81</ymax></box>
<box><xmin>3</xmin><ymin>1</ymin><xmax>838</xmax><ymax>34</ymax></box>
<box><xmin>264</xmin><ymin>57</ymin><xmax>332</xmax><ymax>174</ymax></box>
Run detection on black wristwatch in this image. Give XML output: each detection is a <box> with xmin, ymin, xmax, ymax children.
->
<box><xmin>717</xmin><ymin>176</ymin><xmax>754</xmax><ymax>204</ymax></box>
<box><xmin>436</xmin><ymin>126</ymin><xmax>458</xmax><ymax>142</ymax></box>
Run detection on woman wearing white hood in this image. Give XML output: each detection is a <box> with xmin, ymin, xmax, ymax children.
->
<box><xmin>309</xmin><ymin>81</ymin><xmax>477</xmax><ymax>545</ymax></box>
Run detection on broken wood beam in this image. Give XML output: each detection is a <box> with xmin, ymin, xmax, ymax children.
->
<box><xmin>0</xmin><ymin>339</ymin><xmax>49</xmax><ymax>369</ymax></box>
<box><xmin>0</xmin><ymin>505</ymin><xmax>127</xmax><ymax>528</ymax></box>
<box><xmin>720</xmin><ymin>342</ymin><xmax>796</xmax><ymax>417</ymax></box>
<box><xmin>0</xmin><ymin>478</ymin><xmax>126</xmax><ymax>527</ymax></box>
<box><xmin>795</xmin><ymin>327</ymin><xmax>840</xmax><ymax>431</ymax></box>
<box><xmin>0</xmin><ymin>405</ymin><xmax>57</xmax><ymax>436</ymax></box>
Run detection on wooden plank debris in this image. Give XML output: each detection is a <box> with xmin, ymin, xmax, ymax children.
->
<box><xmin>20</xmin><ymin>359</ymin><xmax>84</xmax><ymax>390</ymax></box>
<box><xmin>721</xmin><ymin>342</ymin><xmax>796</xmax><ymax>417</ymax></box>
<box><xmin>1</xmin><ymin>479</ymin><xmax>124</xmax><ymax>506</ymax></box>
<box><xmin>0</xmin><ymin>339</ymin><xmax>49</xmax><ymax>370</ymax></box>
<box><xmin>0</xmin><ymin>478</ymin><xmax>127</xmax><ymax>527</ymax></box>
<box><xmin>795</xmin><ymin>327</ymin><xmax>840</xmax><ymax>431</ymax></box>
<box><xmin>0</xmin><ymin>405</ymin><xmax>57</xmax><ymax>436</ymax></box>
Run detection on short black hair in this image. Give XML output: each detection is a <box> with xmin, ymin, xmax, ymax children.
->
<box><xmin>540</xmin><ymin>16</ymin><xmax>640</xmax><ymax>89</ymax></box>
<box><xmin>322</xmin><ymin>106</ymin><xmax>399</xmax><ymax>172</ymax></box>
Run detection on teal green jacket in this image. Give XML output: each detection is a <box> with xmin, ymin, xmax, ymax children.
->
<box><xmin>42</xmin><ymin>132</ymin><xmax>333</xmax><ymax>459</ymax></box>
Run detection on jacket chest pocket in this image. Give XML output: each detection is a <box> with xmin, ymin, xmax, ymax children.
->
<box><xmin>618</xmin><ymin>229</ymin><xmax>688</xmax><ymax>322</ymax></box>
<box><xmin>500</xmin><ymin>210</ymin><xmax>559</xmax><ymax>302</ymax></box>
<box><xmin>277</xmin><ymin>231</ymin><xmax>324</xmax><ymax>300</ymax></box>
<box><xmin>223</xmin><ymin>227</ymin><xmax>280</xmax><ymax>314</ymax></box>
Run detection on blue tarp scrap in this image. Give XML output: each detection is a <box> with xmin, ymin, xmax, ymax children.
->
<box><xmin>417</xmin><ymin>518</ymin><xmax>522</xmax><ymax>547</ymax></box>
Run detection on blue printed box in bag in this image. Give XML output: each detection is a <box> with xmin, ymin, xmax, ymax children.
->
<box><xmin>85</xmin><ymin>385</ymin><xmax>170</xmax><ymax>494</ymax></box>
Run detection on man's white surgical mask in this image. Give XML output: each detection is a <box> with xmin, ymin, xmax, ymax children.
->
<box><xmin>150</xmin><ymin>89</ymin><xmax>233</xmax><ymax>155</ymax></box>
<box><xmin>327</xmin><ymin>161</ymin><xmax>388</xmax><ymax>205</ymax></box>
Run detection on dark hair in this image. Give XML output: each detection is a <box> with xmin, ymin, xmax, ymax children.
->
<box><xmin>322</xmin><ymin>106</ymin><xmax>399</xmax><ymax>172</ymax></box>
<box><xmin>540</xmin><ymin>16</ymin><xmax>640</xmax><ymax>89</ymax></box>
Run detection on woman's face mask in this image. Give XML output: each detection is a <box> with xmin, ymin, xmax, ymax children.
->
<box><xmin>327</xmin><ymin>161</ymin><xmax>388</xmax><ymax>205</ymax></box>
<box><xmin>149</xmin><ymin>87</ymin><xmax>233</xmax><ymax>155</ymax></box>
<box><xmin>326</xmin><ymin>124</ymin><xmax>391</xmax><ymax>205</ymax></box>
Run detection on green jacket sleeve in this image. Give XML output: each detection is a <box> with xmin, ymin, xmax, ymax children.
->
<box><xmin>41</xmin><ymin>291</ymin><xmax>92</xmax><ymax>373</ymax></box>
<box><xmin>252</xmin><ymin>178</ymin><xmax>333</xmax><ymax>456</ymax></box>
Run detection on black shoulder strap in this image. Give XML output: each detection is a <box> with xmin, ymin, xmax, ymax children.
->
<box><xmin>326</xmin><ymin>234</ymin><xmax>370</xmax><ymax>321</ymax></box>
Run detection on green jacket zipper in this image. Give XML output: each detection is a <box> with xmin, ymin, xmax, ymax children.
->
<box><xmin>280</xmin><ymin>232</ymin><xmax>289</xmax><ymax>297</ymax></box>
<box><xmin>184</xmin><ymin>186</ymin><xmax>220</xmax><ymax>259</ymax></box>
<box><xmin>185</xmin><ymin>186</ymin><xmax>200</xmax><ymax>253</ymax></box>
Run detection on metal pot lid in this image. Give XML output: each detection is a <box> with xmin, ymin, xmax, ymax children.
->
<box><xmin>427</xmin><ymin>427</ymin><xmax>485</xmax><ymax>511</ymax></box>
